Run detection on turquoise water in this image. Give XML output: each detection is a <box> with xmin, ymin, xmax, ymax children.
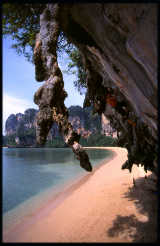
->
<box><xmin>3</xmin><ymin>147</ymin><xmax>113</xmax><ymax>231</ymax></box>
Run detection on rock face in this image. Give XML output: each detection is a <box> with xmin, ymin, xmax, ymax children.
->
<box><xmin>101</xmin><ymin>113</ymin><xmax>117</xmax><ymax>138</ymax></box>
<box><xmin>5</xmin><ymin>114</ymin><xmax>20</xmax><ymax>136</ymax></box>
<box><xmin>5</xmin><ymin>109</ymin><xmax>38</xmax><ymax>146</ymax></box>
<box><xmin>5</xmin><ymin>106</ymin><xmax>106</xmax><ymax>146</ymax></box>
<box><xmin>68</xmin><ymin>105</ymin><xmax>102</xmax><ymax>137</ymax></box>
<box><xmin>33</xmin><ymin>4</ymin><xmax>157</xmax><ymax>174</ymax></box>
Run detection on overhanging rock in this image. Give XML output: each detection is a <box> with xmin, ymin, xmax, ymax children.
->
<box><xmin>33</xmin><ymin>3</ymin><xmax>157</xmax><ymax>174</ymax></box>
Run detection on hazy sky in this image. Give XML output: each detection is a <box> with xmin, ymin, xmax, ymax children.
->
<box><xmin>3</xmin><ymin>37</ymin><xmax>85</xmax><ymax>134</ymax></box>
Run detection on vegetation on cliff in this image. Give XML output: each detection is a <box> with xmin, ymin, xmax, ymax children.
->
<box><xmin>4</xmin><ymin>106</ymin><xmax>116</xmax><ymax>148</ymax></box>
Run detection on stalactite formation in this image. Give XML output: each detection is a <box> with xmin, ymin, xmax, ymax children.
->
<box><xmin>33</xmin><ymin>4</ymin><xmax>92</xmax><ymax>172</ymax></box>
<box><xmin>33</xmin><ymin>3</ymin><xmax>157</xmax><ymax>175</ymax></box>
<box><xmin>81</xmin><ymin>52</ymin><xmax>157</xmax><ymax>174</ymax></box>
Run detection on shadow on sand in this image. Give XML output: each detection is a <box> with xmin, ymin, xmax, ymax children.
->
<box><xmin>107</xmin><ymin>173</ymin><xmax>157</xmax><ymax>242</ymax></box>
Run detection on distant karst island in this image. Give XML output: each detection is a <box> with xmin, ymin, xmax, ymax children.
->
<box><xmin>3</xmin><ymin>105</ymin><xmax>117</xmax><ymax>148</ymax></box>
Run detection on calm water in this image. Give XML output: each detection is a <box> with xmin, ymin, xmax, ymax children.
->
<box><xmin>3</xmin><ymin>147</ymin><xmax>113</xmax><ymax>231</ymax></box>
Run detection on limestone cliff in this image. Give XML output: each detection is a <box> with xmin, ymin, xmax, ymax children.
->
<box><xmin>5</xmin><ymin>109</ymin><xmax>38</xmax><ymax>146</ymax></box>
<box><xmin>5</xmin><ymin>106</ymin><xmax>107</xmax><ymax>146</ymax></box>
<box><xmin>33</xmin><ymin>3</ymin><xmax>157</xmax><ymax>174</ymax></box>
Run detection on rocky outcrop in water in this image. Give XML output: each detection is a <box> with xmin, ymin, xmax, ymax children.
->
<box><xmin>33</xmin><ymin>3</ymin><xmax>157</xmax><ymax>174</ymax></box>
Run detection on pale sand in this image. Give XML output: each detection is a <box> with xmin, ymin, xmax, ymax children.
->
<box><xmin>3</xmin><ymin>147</ymin><xmax>157</xmax><ymax>243</ymax></box>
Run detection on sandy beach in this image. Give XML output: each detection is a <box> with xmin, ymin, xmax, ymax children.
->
<box><xmin>3</xmin><ymin>147</ymin><xmax>157</xmax><ymax>243</ymax></box>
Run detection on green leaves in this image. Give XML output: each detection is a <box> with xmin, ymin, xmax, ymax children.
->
<box><xmin>2</xmin><ymin>3</ymin><xmax>87</xmax><ymax>95</ymax></box>
<box><xmin>80</xmin><ymin>133</ymin><xmax>117</xmax><ymax>147</ymax></box>
<box><xmin>2</xmin><ymin>3</ymin><xmax>44</xmax><ymax>62</ymax></box>
<box><xmin>65</xmin><ymin>47</ymin><xmax>87</xmax><ymax>95</ymax></box>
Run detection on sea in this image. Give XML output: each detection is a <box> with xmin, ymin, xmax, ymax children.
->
<box><xmin>3</xmin><ymin>147</ymin><xmax>113</xmax><ymax>233</ymax></box>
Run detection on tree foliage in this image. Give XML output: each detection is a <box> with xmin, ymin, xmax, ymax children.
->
<box><xmin>4</xmin><ymin>134</ymin><xmax>16</xmax><ymax>146</ymax></box>
<box><xmin>2</xmin><ymin>3</ymin><xmax>73</xmax><ymax>62</ymax></box>
<box><xmin>80</xmin><ymin>133</ymin><xmax>117</xmax><ymax>147</ymax></box>
<box><xmin>2</xmin><ymin>3</ymin><xmax>45</xmax><ymax>62</ymax></box>
<box><xmin>2</xmin><ymin>3</ymin><xmax>87</xmax><ymax>92</ymax></box>
<box><xmin>65</xmin><ymin>47</ymin><xmax>87</xmax><ymax>94</ymax></box>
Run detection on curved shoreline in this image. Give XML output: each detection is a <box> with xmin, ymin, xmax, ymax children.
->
<box><xmin>3</xmin><ymin>147</ymin><xmax>115</xmax><ymax>238</ymax></box>
<box><xmin>3</xmin><ymin>147</ymin><xmax>156</xmax><ymax>243</ymax></box>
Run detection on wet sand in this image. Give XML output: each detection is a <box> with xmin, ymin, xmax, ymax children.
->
<box><xmin>3</xmin><ymin>147</ymin><xmax>157</xmax><ymax>243</ymax></box>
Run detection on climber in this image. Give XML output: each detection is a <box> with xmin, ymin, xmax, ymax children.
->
<box><xmin>106</xmin><ymin>87</ymin><xmax>128</xmax><ymax>116</ymax></box>
<box><xmin>106</xmin><ymin>87</ymin><xmax>137</xmax><ymax>127</ymax></box>
<box><xmin>127</xmin><ymin>119</ymin><xmax>136</xmax><ymax>127</ymax></box>
<box><xmin>106</xmin><ymin>87</ymin><xmax>117</xmax><ymax>108</ymax></box>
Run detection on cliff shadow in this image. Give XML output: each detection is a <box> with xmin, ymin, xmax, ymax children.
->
<box><xmin>107</xmin><ymin>173</ymin><xmax>158</xmax><ymax>242</ymax></box>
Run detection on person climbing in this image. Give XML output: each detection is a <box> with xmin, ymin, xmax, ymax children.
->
<box><xmin>106</xmin><ymin>87</ymin><xmax>117</xmax><ymax>108</ymax></box>
<box><xmin>106</xmin><ymin>87</ymin><xmax>127</xmax><ymax>114</ymax></box>
<box><xmin>127</xmin><ymin>118</ymin><xmax>136</xmax><ymax>127</ymax></box>
<box><xmin>106</xmin><ymin>87</ymin><xmax>137</xmax><ymax>127</ymax></box>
